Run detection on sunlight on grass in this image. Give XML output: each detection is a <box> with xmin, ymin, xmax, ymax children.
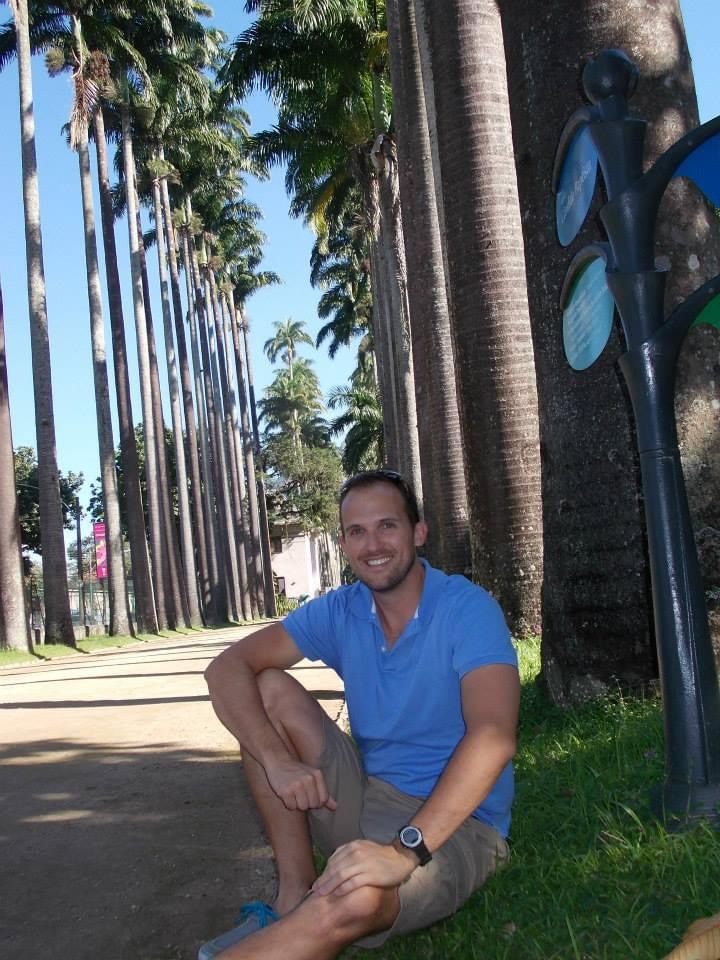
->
<box><xmin>381</xmin><ymin>637</ymin><xmax>720</xmax><ymax>960</ymax></box>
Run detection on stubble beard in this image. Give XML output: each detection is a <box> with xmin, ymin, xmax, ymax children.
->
<box><xmin>355</xmin><ymin>552</ymin><xmax>417</xmax><ymax>594</ymax></box>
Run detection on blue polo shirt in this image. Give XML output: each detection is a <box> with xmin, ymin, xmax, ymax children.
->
<box><xmin>284</xmin><ymin>560</ymin><xmax>517</xmax><ymax>837</ymax></box>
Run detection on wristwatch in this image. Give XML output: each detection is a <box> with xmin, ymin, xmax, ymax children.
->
<box><xmin>396</xmin><ymin>824</ymin><xmax>432</xmax><ymax>866</ymax></box>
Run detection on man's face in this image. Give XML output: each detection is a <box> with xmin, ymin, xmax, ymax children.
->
<box><xmin>339</xmin><ymin>481</ymin><xmax>427</xmax><ymax>593</ymax></box>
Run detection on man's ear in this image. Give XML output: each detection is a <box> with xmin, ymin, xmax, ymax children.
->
<box><xmin>414</xmin><ymin>521</ymin><xmax>428</xmax><ymax>548</ymax></box>
<box><xmin>338</xmin><ymin>529</ymin><xmax>347</xmax><ymax>555</ymax></box>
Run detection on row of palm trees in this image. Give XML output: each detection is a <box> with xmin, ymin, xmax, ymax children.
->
<box><xmin>1</xmin><ymin>0</ymin><xmax>284</xmax><ymax>649</ymax></box>
<box><xmin>2</xmin><ymin>0</ymin><xmax>717</xmax><ymax>706</ymax></box>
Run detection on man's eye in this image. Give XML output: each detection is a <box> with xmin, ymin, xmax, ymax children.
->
<box><xmin>382</xmin><ymin>521</ymin><xmax>396</xmax><ymax>529</ymax></box>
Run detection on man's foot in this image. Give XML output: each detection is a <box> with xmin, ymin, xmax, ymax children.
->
<box><xmin>198</xmin><ymin>902</ymin><xmax>279</xmax><ymax>959</ymax></box>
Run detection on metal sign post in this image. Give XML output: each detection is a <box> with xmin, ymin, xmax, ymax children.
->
<box><xmin>553</xmin><ymin>49</ymin><xmax>720</xmax><ymax>827</ymax></box>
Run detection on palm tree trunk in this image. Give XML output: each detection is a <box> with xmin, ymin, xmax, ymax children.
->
<box><xmin>187</xmin><ymin>226</ymin><xmax>241</xmax><ymax>620</ymax></box>
<box><xmin>180</xmin><ymin>223</ymin><xmax>226</xmax><ymax>623</ymax></box>
<box><xmin>11</xmin><ymin>0</ymin><xmax>74</xmax><ymax>644</ymax></box>
<box><xmin>372</xmin><ymin>135</ymin><xmax>423</xmax><ymax>501</ymax></box>
<box><xmin>386</xmin><ymin>0</ymin><xmax>470</xmax><ymax>574</ymax></box>
<box><xmin>136</xmin><ymin>212</ymin><xmax>189</xmax><ymax>629</ymax></box>
<box><xmin>0</xmin><ymin>277</ymin><xmax>32</xmax><ymax>651</ymax></box>
<box><xmin>230</xmin><ymin>302</ymin><xmax>265</xmax><ymax>616</ymax></box>
<box><xmin>221</xmin><ymin>292</ymin><xmax>261</xmax><ymax>618</ymax></box>
<box><xmin>240</xmin><ymin>315</ymin><xmax>277</xmax><ymax>618</ymax></box>
<box><xmin>159</xmin><ymin>172</ymin><xmax>209</xmax><ymax>622</ymax></box>
<box><xmin>93</xmin><ymin>107</ymin><xmax>156</xmax><ymax>635</ymax></box>
<box><xmin>417</xmin><ymin>0</ymin><xmax>543</xmax><ymax>631</ymax></box>
<box><xmin>204</xmin><ymin>264</ymin><xmax>251</xmax><ymax>620</ymax></box>
<box><xmin>150</xmin><ymin>171</ymin><xmax>201</xmax><ymax>626</ymax></box>
<box><xmin>74</xmin><ymin>94</ymin><xmax>131</xmax><ymax>637</ymax></box>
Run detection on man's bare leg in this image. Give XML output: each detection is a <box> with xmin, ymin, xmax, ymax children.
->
<box><xmin>219</xmin><ymin>886</ymin><xmax>400</xmax><ymax>960</ymax></box>
<box><xmin>241</xmin><ymin>669</ymin><xmax>330</xmax><ymax>915</ymax></box>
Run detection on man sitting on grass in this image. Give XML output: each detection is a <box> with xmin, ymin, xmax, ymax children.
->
<box><xmin>199</xmin><ymin>469</ymin><xmax>520</xmax><ymax>959</ymax></box>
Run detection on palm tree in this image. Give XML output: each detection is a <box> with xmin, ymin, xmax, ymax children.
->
<box><xmin>225</xmin><ymin>0</ymin><xmax>423</xmax><ymax>496</ymax></box>
<box><xmin>0</xmin><ymin>276</ymin><xmax>31</xmax><ymax>651</ymax></box>
<box><xmin>5</xmin><ymin>0</ymin><xmax>74</xmax><ymax>644</ymax></box>
<box><xmin>415</xmin><ymin>0</ymin><xmax>543</xmax><ymax>630</ymax></box>
<box><xmin>386</xmin><ymin>0</ymin><xmax>469</xmax><ymax>574</ymax></box>
<box><xmin>51</xmin><ymin>18</ymin><xmax>133</xmax><ymax>637</ymax></box>
<box><xmin>264</xmin><ymin>317</ymin><xmax>315</xmax><ymax>382</ymax></box>
<box><xmin>327</xmin><ymin>380</ymin><xmax>383</xmax><ymax>474</ymax></box>
<box><xmin>499</xmin><ymin>0</ymin><xmax>717</xmax><ymax>700</ymax></box>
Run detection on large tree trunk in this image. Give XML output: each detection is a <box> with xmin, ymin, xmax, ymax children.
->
<box><xmin>159</xmin><ymin>172</ymin><xmax>209</xmax><ymax>622</ymax></box>
<box><xmin>500</xmin><ymin>0</ymin><xmax>718</xmax><ymax>701</ymax></box>
<box><xmin>75</xmin><ymin>92</ymin><xmax>131</xmax><ymax>637</ymax></box>
<box><xmin>93</xmin><ymin>108</ymin><xmax>157</xmax><ymax>635</ymax></box>
<box><xmin>120</xmin><ymin>100</ymin><xmax>169</xmax><ymax>631</ymax></box>
<box><xmin>417</xmin><ymin>0</ymin><xmax>543</xmax><ymax>632</ymax></box>
<box><xmin>0</xmin><ymin>277</ymin><xmax>31</xmax><ymax>651</ymax></box>
<box><xmin>386</xmin><ymin>0</ymin><xmax>470</xmax><ymax>574</ymax></box>
<box><xmin>150</xmin><ymin>171</ymin><xmax>202</xmax><ymax>626</ymax></box>
<box><xmin>11</xmin><ymin>0</ymin><xmax>75</xmax><ymax>644</ymax></box>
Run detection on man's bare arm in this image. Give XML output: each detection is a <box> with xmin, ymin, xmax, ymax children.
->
<box><xmin>313</xmin><ymin>663</ymin><xmax>519</xmax><ymax>895</ymax></box>
<box><xmin>205</xmin><ymin>623</ymin><xmax>336</xmax><ymax>811</ymax></box>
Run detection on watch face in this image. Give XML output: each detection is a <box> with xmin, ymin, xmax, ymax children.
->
<box><xmin>400</xmin><ymin>826</ymin><xmax>422</xmax><ymax>848</ymax></box>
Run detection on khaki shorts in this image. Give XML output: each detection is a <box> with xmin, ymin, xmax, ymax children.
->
<box><xmin>307</xmin><ymin>713</ymin><xmax>509</xmax><ymax>948</ymax></box>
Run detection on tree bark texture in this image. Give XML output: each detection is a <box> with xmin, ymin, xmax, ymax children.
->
<box><xmin>501</xmin><ymin>0</ymin><xmax>720</xmax><ymax>701</ymax></box>
<box><xmin>0</xmin><ymin>278</ymin><xmax>32</xmax><ymax>651</ymax></box>
<box><xmin>386</xmin><ymin>0</ymin><xmax>471</xmax><ymax>574</ymax></box>
<box><xmin>417</xmin><ymin>0</ymin><xmax>544</xmax><ymax>632</ymax></box>
<box><xmin>12</xmin><ymin>0</ymin><xmax>75</xmax><ymax>644</ymax></box>
<box><xmin>93</xmin><ymin>109</ymin><xmax>157</xmax><ymax>635</ymax></box>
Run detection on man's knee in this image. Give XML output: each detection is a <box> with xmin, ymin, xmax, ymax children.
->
<box><xmin>322</xmin><ymin>886</ymin><xmax>399</xmax><ymax>940</ymax></box>
<box><xmin>257</xmin><ymin>667</ymin><xmax>311</xmax><ymax>724</ymax></box>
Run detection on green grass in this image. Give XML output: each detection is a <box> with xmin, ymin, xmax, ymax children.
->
<box><xmin>380</xmin><ymin>637</ymin><xmax>720</xmax><ymax>960</ymax></box>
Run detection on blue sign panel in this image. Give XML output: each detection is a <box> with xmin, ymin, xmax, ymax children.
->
<box><xmin>563</xmin><ymin>257</ymin><xmax>615</xmax><ymax>370</ymax></box>
<box><xmin>556</xmin><ymin>126</ymin><xmax>599</xmax><ymax>247</ymax></box>
<box><xmin>673</xmin><ymin>131</ymin><xmax>720</xmax><ymax>207</ymax></box>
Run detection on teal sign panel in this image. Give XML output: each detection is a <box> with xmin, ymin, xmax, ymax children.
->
<box><xmin>673</xmin><ymin>131</ymin><xmax>720</xmax><ymax>207</ymax></box>
<box><xmin>556</xmin><ymin>126</ymin><xmax>599</xmax><ymax>247</ymax></box>
<box><xmin>563</xmin><ymin>257</ymin><xmax>615</xmax><ymax>370</ymax></box>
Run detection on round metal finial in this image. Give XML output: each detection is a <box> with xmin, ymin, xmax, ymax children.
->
<box><xmin>582</xmin><ymin>49</ymin><xmax>639</xmax><ymax>104</ymax></box>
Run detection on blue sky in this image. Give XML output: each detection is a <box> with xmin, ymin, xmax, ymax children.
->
<box><xmin>0</xmin><ymin>0</ymin><xmax>718</xmax><ymax>511</ymax></box>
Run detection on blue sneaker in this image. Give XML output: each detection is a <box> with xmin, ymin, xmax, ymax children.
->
<box><xmin>198</xmin><ymin>901</ymin><xmax>279</xmax><ymax>959</ymax></box>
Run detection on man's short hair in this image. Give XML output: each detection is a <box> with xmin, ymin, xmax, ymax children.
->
<box><xmin>339</xmin><ymin>470</ymin><xmax>421</xmax><ymax>528</ymax></box>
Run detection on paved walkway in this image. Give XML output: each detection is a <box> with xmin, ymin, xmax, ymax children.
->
<box><xmin>0</xmin><ymin>627</ymin><xmax>344</xmax><ymax>960</ymax></box>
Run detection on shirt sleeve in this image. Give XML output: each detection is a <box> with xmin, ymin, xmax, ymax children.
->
<box><xmin>450</xmin><ymin>584</ymin><xmax>517</xmax><ymax>677</ymax></box>
<box><xmin>283</xmin><ymin>591</ymin><xmax>342</xmax><ymax>673</ymax></box>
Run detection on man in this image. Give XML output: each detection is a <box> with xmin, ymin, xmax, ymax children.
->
<box><xmin>199</xmin><ymin>469</ymin><xmax>519</xmax><ymax>959</ymax></box>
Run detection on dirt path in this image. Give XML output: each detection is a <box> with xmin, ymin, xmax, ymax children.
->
<box><xmin>0</xmin><ymin>628</ymin><xmax>344</xmax><ymax>960</ymax></box>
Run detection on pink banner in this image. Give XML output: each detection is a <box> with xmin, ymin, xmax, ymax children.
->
<box><xmin>93</xmin><ymin>522</ymin><xmax>107</xmax><ymax>580</ymax></box>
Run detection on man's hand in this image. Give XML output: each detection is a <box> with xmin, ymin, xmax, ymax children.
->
<box><xmin>265</xmin><ymin>757</ymin><xmax>337</xmax><ymax>812</ymax></box>
<box><xmin>312</xmin><ymin>840</ymin><xmax>417</xmax><ymax>897</ymax></box>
